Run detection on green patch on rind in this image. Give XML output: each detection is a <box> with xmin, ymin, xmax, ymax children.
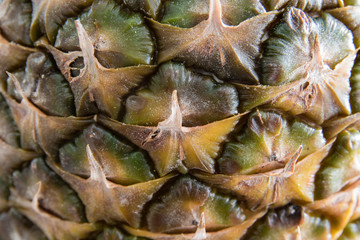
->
<box><xmin>261</xmin><ymin>9</ymin><xmax>355</xmax><ymax>85</ymax></box>
<box><xmin>123</xmin><ymin>62</ymin><xmax>239</xmax><ymax>126</ymax></box>
<box><xmin>218</xmin><ymin>110</ymin><xmax>325</xmax><ymax>175</ymax></box>
<box><xmin>55</xmin><ymin>0</ymin><xmax>154</xmax><ymax>68</ymax></box>
<box><xmin>315</xmin><ymin>129</ymin><xmax>360</xmax><ymax>199</ymax></box>
<box><xmin>59</xmin><ymin>125</ymin><xmax>155</xmax><ymax>185</ymax></box>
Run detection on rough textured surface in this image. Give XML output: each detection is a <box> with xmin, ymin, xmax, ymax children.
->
<box><xmin>0</xmin><ymin>0</ymin><xmax>360</xmax><ymax>239</ymax></box>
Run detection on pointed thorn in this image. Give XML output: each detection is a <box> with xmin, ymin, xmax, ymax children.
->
<box><xmin>171</xmin><ymin>90</ymin><xmax>179</xmax><ymax>109</ymax></box>
<box><xmin>31</xmin><ymin>181</ymin><xmax>43</xmax><ymax>211</ymax></box>
<box><xmin>312</xmin><ymin>34</ymin><xmax>323</xmax><ymax>66</ymax></box>
<box><xmin>283</xmin><ymin>146</ymin><xmax>303</xmax><ymax>177</ymax></box>
<box><xmin>193</xmin><ymin>211</ymin><xmax>206</xmax><ymax>240</ymax></box>
<box><xmin>159</xmin><ymin>90</ymin><xmax>183</xmax><ymax>128</ymax></box>
<box><xmin>208</xmin><ymin>0</ymin><xmax>223</xmax><ymax>25</ymax></box>
<box><xmin>74</xmin><ymin>20</ymin><xmax>93</xmax><ymax>55</ymax></box>
<box><xmin>296</xmin><ymin>226</ymin><xmax>303</xmax><ymax>240</ymax></box>
<box><xmin>74</xmin><ymin>19</ymin><xmax>98</xmax><ymax>75</ymax></box>
<box><xmin>6</xmin><ymin>72</ymin><xmax>28</xmax><ymax>101</ymax></box>
<box><xmin>86</xmin><ymin>144</ymin><xmax>105</xmax><ymax>181</ymax></box>
<box><xmin>93</xmin><ymin>114</ymin><xmax>99</xmax><ymax>122</ymax></box>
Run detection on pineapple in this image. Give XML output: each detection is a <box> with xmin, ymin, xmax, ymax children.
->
<box><xmin>0</xmin><ymin>0</ymin><xmax>360</xmax><ymax>239</ymax></box>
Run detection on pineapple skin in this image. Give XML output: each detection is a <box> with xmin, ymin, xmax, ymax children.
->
<box><xmin>0</xmin><ymin>0</ymin><xmax>360</xmax><ymax>239</ymax></box>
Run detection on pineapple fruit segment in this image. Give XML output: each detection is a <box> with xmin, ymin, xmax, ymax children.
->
<box><xmin>0</xmin><ymin>0</ymin><xmax>360</xmax><ymax>239</ymax></box>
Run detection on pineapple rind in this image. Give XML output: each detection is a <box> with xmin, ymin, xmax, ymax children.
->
<box><xmin>315</xmin><ymin>129</ymin><xmax>360</xmax><ymax>199</ymax></box>
<box><xmin>161</xmin><ymin>0</ymin><xmax>266</xmax><ymax>28</ymax></box>
<box><xmin>55</xmin><ymin>0</ymin><xmax>155</xmax><ymax>68</ymax></box>
<box><xmin>59</xmin><ymin>124</ymin><xmax>155</xmax><ymax>185</ymax></box>
<box><xmin>146</xmin><ymin>176</ymin><xmax>246</xmax><ymax>233</ymax></box>
<box><xmin>0</xmin><ymin>0</ymin><xmax>32</xmax><ymax>46</ymax></box>
<box><xmin>6</xmin><ymin>52</ymin><xmax>75</xmax><ymax>117</ymax></box>
<box><xmin>350</xmin><ymin>56</ymin><xmax>360</xmax><ymax>112</ymax></box>
<box><xmin>0</xmin><ymin>0</ymin><xmax>359</xmax><ymax>239</ymax></box>
<box><xmin>0</xmin><ymin>208</ymin><xmax>47</xmax><ymax>240</ymax></box>
<box><xmin>123</xmin><ymin>62</ymin><xmax>239</xmax><ymax>126</ymax></box>
<box><xmin>218</xmin><ymin>110</ymin><xmax>326</xmax><ymax>175</ymax></box>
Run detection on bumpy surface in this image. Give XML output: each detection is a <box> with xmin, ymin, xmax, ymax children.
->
<box><xmin>0</xmin><ymin>0</ymin><xmax>360</xmax><ymax>239</ymax></box>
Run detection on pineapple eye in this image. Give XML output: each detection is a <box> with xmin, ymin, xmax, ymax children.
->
<box><xmin>69</xmin><ymin>57</ymin><xmax>84</xmax><ymax>77</ymax></box>
<box><xmin>267</xmin><ymin>204</ymin><xmax>303</xmax><ymax>229</ymax></box>
<box><xmin>1</xmin><ymin>0</ymin><xmax>360</xmax><ymax>238</ymax></box>
<box><xmin>142</xmin><ymin>128</ymin><xmax>162</xmax><ymax>146</ymax></box>
<box><xmin>192</xmin><ymin>220</ymin><xmax>199</xmax><ymax>226</ymax></box>
<box><xmin>150</xmin><ymin>129</ymin><xmax>161</xmax><ymax>139</ymax></box>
